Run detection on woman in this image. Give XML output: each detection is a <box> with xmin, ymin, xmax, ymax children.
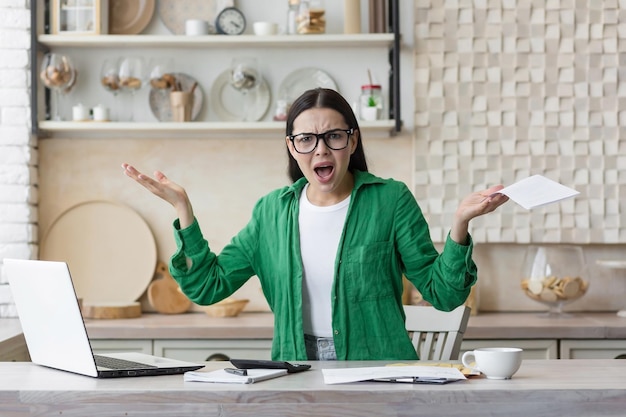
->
<box><xmin>122</xmin><ymin>88</ymin><xmax>508</xmax><ymax>361</ymax></box>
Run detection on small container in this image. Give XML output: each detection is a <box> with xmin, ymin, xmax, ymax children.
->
<box><xmin>92</xmin><ymin>104</ymin><xmax>109</xmax><ymax>121</ymax></box>
<box><xmin>359</xmin><ymin>84</ymin><xmax>383</xmax><ymax>120</ymax></box>
<box><xmin>273</xmin><ymin>99</ymin><xmax>289</xmax><ymax>121</ymax></box>
<box><xmin>297</xmin><ymin>0</ymin><xmax>325</xmax><ymax>34</ymax></box>
<box><xmin>72</xmin><ymin>103</ymin><xmax>89</xmax><ymax>121</ymax></box>
<box><xmin>287</xmin><ymin>0</ymin><xmax>300</xmax><ymax>35</ymax></box>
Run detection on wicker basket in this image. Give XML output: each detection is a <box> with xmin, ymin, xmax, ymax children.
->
<box><xmin>203</xmin><ymin>298</ymin><xmax>249</xmax><ymax>318</ymax></box>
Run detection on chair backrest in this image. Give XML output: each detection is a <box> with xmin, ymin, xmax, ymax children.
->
<box><xmin>403</xmin><ymin>304</ymin><xmax>471</xmax><ymax>361</ymax></box>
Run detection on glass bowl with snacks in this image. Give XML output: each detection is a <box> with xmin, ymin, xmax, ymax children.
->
<box><xmin>520</xmin><ymin>245</ymin><xmax>589</xmax><ymax>317</ymax></box>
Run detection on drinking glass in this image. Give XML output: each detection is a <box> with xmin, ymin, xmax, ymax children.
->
<box><xmin>118</xmin><ymin>56</ymin><xmax>146</xmax><ymax>121</ymax></box>
<box><xmin>229</xmin><ymin>57</ymin><xmax>260</xmax><ymax>121</ymax></box>
<box><xmin>40</xmin><ymin>53</ymin><xmax>75</xmax><ymax>120</ymax></box>
<box><xmin>100</xmin><ymin>58</ymin><xmax>121</xmax><ymax>120</ymax></box>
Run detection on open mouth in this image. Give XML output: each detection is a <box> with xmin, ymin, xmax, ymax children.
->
<box><xmin>314</xmin><ymin>165</ymin><xmax>334</xmax><ymax>181</ymax></box>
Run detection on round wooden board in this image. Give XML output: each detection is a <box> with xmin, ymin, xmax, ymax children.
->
<box><xmin>40</xmin><ymin>201</ymin><xmax>157</xmax><ymax>304</ymax></box>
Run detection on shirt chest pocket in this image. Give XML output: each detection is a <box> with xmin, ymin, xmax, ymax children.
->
<box><xmin>343</xmin><ymin>241</ymin><xmax>395</xmax><ymax>301</ymax></box>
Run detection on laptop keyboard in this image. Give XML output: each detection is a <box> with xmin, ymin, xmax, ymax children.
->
<box><xmin>94</xmin><ymin>355</ymin><xmax>158</xmax><ymax>370</ymax></box>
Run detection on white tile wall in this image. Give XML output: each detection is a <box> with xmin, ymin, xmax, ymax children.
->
<box><xmin>0</xmin><ymin>0</ymin><xmax>36</xmax><ymax>303</ymax></box>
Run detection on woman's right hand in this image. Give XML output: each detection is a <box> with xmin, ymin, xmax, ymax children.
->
<box><xmin>122</xmin><ymin>163</ymin><xmax>194</xmax><ymax>228</ymax></box>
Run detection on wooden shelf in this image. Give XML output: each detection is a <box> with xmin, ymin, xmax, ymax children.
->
<box><xmin>37</xmin><ymin>120</ymin><xmax>399</xmax><ymax>138</ymax></box>
<box><xmin>37</xmin><ymin>33</ymin><xmax>396</xmax><ymax>49</ymax></box>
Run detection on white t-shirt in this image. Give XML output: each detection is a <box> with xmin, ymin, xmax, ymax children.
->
<box><xmin>299</xmin><ymin>184</ymin><xmax>350</xmax><ymax>337</ymax></box>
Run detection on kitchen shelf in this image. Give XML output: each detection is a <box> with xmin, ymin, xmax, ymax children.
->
<box><xmin>37</xmin><ymin>33</ymin><xmax>396</xmax><ymax>49</ymax></box>
<box><xmin>32</xmin><ymin>1</ymin><xmax>402</xmax><ymax>134</ymax></box>
<box><xmin>38</xmin><ymin>120</ymin><xmax>398</xmax><ymax>138</ymax></box>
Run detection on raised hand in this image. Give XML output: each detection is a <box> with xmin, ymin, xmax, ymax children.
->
<box><xmin>122</xmin><ymin>163</ymin><xmax>194</xmax><ymax>228</ymax></box>
<box><xmin>450</xmin><ymin>185</ymin><xmax>509</xmax><ymax>244</ymax></box>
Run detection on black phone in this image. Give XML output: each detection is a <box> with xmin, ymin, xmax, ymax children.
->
<box><xmin>229</xmin><ymin>359</ymin><xmax>311</xmax><ymax>373</ymax></box>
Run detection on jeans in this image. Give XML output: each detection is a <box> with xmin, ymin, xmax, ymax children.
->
<box><xmin>304</xmin><ymin>334</ymin><xmax>337</xmax><ymax>360</ymax></box>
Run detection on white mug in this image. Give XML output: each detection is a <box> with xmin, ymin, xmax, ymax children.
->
<box><xmin>462</xmin><ymin>347</ymin><xmax>523</xmax><ymax>380</ymax></box>
<box><xmin>253</xmin><ymin>22</ymin><xmax>279</xmax><ymax>36</ymax></box>
<box><xmin>185</xmin><ymin>19</ymin><xmax>209</xmax><ymax>36</ymax></box>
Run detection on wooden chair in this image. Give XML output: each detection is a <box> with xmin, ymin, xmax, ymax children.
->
<box><xmin>403</xmin><ymin>304</ymin><xmax>471</xmax><ymax>361</ymax></box>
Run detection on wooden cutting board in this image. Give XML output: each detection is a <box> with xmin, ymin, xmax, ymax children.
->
<box><xmin>82</xmin><ymin>302</ymin><xmax>142</xmax><ymax>319</ymax></box>
<box><xmin>147</xmin><ymin>262</ymin><xmax>191</xmax><ymax>314</ymax></box>
<box><xmin>40</xmin><ymin>201</ymin><xmax>157</xmax><ymax>305</ymax></box>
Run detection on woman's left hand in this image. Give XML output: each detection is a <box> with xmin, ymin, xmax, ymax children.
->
<box><xmin>456</xmin><ymin>185</ymin><xmax>509</xmax><ymax>224</ymax></box>
<box><xmin>449</xmin><ymin>185</ymin><xmax>509</xmax><ymax>244</ymax></box>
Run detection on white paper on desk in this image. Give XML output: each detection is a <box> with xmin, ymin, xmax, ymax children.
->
<box><xmin>496</xmin><ymin>174</ymin><xmax>579</xmax><ymax>210</ymax></box>
<box><xmin>322</xmin><ymin>366</ymin><xmax>466</xmax><ymax>385</ymax></box>
<box><xmin>184</xmin><ymin>368</ymin><xmax>288</xmax><ymax>384</ymax></box>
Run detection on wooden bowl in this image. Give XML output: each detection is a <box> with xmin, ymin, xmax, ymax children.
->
<box><xmin>203</xmin><ymin>298</ymin><xmax>249</xmax><ymax>318</ymax></box>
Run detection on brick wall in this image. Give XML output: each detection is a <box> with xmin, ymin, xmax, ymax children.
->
<box><xmin>0</xmin><ymin>0</ymin><xmax>36</xmax><ymax>315</ymax></box>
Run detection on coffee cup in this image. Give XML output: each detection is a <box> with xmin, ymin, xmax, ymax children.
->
<box><xmin>461</xmin><ymin>347</ymin><xmax>523</xmax><ymax>380</ymax></box>
<box><xmin>253</xmin><ymin>22</ymin><xmax>279</xmax><ymax>36</ymax></box>
<box><xmin>185</xmin><ymin>19</ymin><xmax>209</xmax><ymax>36</ymax></box>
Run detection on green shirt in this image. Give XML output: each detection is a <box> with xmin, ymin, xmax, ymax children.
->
<box><xmin>170</xmin><ymin>170</ymin><xmax>477</xmax><ymax>361</ymax></box>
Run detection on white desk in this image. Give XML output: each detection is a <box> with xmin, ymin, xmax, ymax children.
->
<box><xmin>1</xmin><ymin>360</ymin><xmax>625</xmax><ymax>416</ymax></box>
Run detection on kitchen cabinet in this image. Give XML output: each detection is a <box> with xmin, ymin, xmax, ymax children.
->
<box><xmin>90</xmin><ymin>338</ymin><xmax>271</xmax><ymax>362</ymax></box>
<box><xmin>89</xmin><ymin>339</ymin><xmax>153</xmax><ymax>355</ymax></box>
<box><xmin>32</xmin><ymin>1</ymin><xmax>402</xmax><ymax>137</ymax></box>
<box><xmin>460</xmin><ymin>339</ymin><xmax>559</xmax><ymax>360</ymax></box>
<box><xmin>153</xmin><ymin>339</ymin><xmax>272</xmax><ymax>362</ymax></box>
<box><xmin>560</xmin><ymin>340</ymin><xmax>626</xmax><ymax>359</ymax></box>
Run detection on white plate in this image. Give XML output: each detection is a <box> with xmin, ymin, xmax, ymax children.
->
<box><xmin>40</xmin><ymin>201</ymin><xmax>157</xmax><ymax>304</ymax></box>
<box><xmin>210</xmin><ymin>69</ymin><xmax>271</xmax><ymax>122</ymax></box>
<box><xmin>149</xmin><ymin>72</ymin><xmax>204</xmax><ymax>122</ymax></box>
<box><xmin>277</xmin><ymin>67</ymin><xmax>338</xmax><ymax>104</ymax></box>
<box><xmin>158</xmin><ymin>0</ymin><xmax>232</xmax><ymax>34</ymax></box>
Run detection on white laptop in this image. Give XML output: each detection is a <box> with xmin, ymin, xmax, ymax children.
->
<box><xmin>4</xmin><ymin>258</ymin><xmax>204</xmax><ymax>378</ymax></box>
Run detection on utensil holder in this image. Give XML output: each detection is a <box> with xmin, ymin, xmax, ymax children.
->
<box><xmin>170</xmin><ymin>91</ymin><xmax>194</xmax><ymax>122</ymax></box>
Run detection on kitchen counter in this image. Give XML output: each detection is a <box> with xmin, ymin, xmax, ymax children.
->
<box><xmin>3</xmin><ymin>311</ymin><xmax>626</xmax><ymax>342</ymax></box>
<box><xmin>3</xmin><ymin>312</ymin><xmax>626</xmax><ymax>362</ymax></box>
<box><xmin>84</xmin><ymin>311</ymin><xmax>626</xmax><ymax>340</ymax></box>
<box><xmin>1</xmin><ymin>359</ymin><xmax>626</xmax><ymax>417</ymax></box>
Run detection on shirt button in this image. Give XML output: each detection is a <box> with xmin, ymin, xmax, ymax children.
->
<box><xmin>334</xmin><ymin>330</ymin><xmax>339</xmax><ymax>335</ymax></box>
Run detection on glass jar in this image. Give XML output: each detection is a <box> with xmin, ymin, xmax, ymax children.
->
<box><xmin>520</xmin><ymin>245</ymin><xmax>590</xmax><ymax>317</ymax></box>
<box><xmin>297</xmin><ymin>0</ymin><xmax>326</xmax><ymax>34</ymax></box>
<box><xmin>359</xmin><ymin>84</ymin><xmax>383</xmax><ymax>121</ymax></box>
<box><xmin>287</xmin><ymin>0</ymin><xmax>300</xmax><ymax>35</ymax></box>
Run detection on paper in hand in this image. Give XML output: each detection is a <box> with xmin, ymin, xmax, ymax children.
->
<box><xmin>495</xmin><ymin>175</ymin><xmax>579</xmax><ymax>210</ymax></box>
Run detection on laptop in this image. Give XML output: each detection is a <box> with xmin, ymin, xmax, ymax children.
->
<box><xmin>4</xmin><ymin>258</ymin><xmax>204</xmax><ymax>378</ymax></box>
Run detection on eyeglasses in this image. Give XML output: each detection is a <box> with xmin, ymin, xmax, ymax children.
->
<box><xmin>288</xmin><ymin>128</ymin><xmax>354</xmax><ymax>154</ymax></box>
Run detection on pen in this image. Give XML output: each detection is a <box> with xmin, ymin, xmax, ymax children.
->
<box><xmin>225</xmin><ymin>368</ymin><xmax>248</xmax><ymax>376</ymax></box>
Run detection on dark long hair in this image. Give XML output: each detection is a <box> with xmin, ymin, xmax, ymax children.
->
<box><xmin>285</xmin><ymin>88</ymin><xmax>368</xmax><ymax>182</ymax></box>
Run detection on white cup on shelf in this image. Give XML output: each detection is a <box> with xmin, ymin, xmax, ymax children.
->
<box><xmin>253</xmin><ymin>22</ymin><xmax>279</xmax><ymax>36</ymax></box>
<box><xmin>92</xmin><ymin>104</ymin><xmax>109</xmax><ymax>121</ymax></box>
<box><xmin>185</xmin><ymin>19</ymin><xmax>209</xmax><ymax>36</ymax></box>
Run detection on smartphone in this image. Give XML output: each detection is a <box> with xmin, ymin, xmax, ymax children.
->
<box><xmin>229</xmin><ymin>359</ymin><xmax>311</xmax><ymax>373</ymax></box>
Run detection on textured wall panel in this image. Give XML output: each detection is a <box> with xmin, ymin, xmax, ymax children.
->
<box><xmin>414</xmin><ymin>0</ymin><xmax>626</xmax><ymax>243</ymax></box>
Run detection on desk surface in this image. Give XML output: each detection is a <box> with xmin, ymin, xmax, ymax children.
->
<box><xmin>1</xmin><ymin>360</ymin><xmax>625</xmax><ymax>417</ymax></box>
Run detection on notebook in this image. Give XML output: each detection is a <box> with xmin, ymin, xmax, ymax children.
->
<box><xmin>4</xmin><ymin>258</ymin><xmax>204</xmax><ymax>378</ymax></box>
